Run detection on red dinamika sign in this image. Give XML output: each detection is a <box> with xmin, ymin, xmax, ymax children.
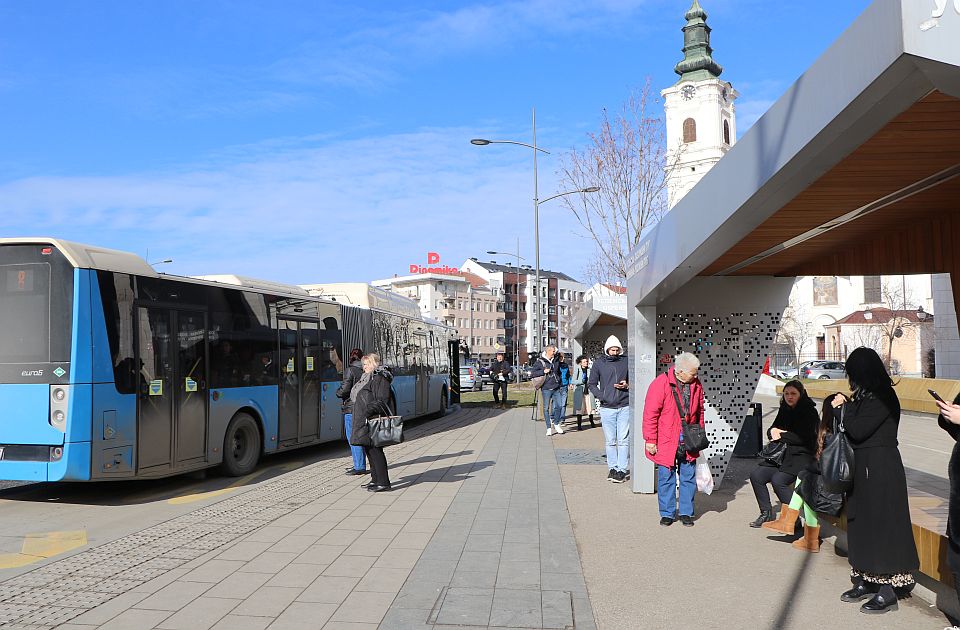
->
<box><xmin>410</xmin><ymin>252</ymin><xmax>459</xmax><ymax>274</ymax></box>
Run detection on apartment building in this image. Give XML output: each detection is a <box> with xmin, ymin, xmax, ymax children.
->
<box><xmin>460</xmin><ymin>258</ymin><xmax>588</xmax><ymax>363</ymax></box>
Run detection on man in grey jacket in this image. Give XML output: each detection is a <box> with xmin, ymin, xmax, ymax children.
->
<box><xmin>588</xmin><ymin>335</ymin><xmax>630</xmax><ymax>483</ymax></box>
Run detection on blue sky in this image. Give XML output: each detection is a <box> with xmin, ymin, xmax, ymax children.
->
<box><xmin>0</xmin><ymin>0</ymin><xmax>872</xmax><ymax>284</ymax></box>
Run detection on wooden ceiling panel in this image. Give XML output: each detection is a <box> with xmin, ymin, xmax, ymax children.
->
<box><xmin>701</xmin><ymin>91</ymin><xmax>960</xmax><ymax>276</ymax></box>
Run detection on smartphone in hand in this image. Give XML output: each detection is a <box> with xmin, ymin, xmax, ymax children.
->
<box><xmin>929</xmin><ymin>389</ymin><xmax>945</xmax><ymax>403</ymax></box>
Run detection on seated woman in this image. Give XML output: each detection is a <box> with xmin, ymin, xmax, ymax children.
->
<box><xmin>748</xmin><ymin>380</ymin><xmax>818</xmax><ymax>529</ymax></box>
<box><xmin>782</xmin><ymin>393</ymin><xmax>847</xmax><ymax>552</ymax></box>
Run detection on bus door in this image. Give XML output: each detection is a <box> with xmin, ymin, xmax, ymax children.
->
<box><xmin>136</xmin><ymin>307</ymin><xmax>209</xmax><ymax>472</ymax></box>
<box><xmin>278</xmin><ymin>319</ymin><xmax>320</xmax><ymax>445</ymax></box>
<box><xmin>413</xmin><ymin>332</ymin><xmax>429</xmax><ymax>416</ymax></box>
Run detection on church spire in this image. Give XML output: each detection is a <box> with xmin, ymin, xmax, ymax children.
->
<box><xmin>674</xmin><ymin>0</ymin><xmax>723</xmax><ymax>83</ymax></box>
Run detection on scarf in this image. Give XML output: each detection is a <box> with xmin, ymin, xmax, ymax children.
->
<box><xmin>350</xmin><ymin>370</ymin><xmax>372</xmax><ymax>404</ymax></box>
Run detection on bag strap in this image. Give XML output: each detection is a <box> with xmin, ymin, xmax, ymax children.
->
<box><xmin>670</xmin><ymin>382</ymin><xmax>690</xmax><ymax>425</ymax></box>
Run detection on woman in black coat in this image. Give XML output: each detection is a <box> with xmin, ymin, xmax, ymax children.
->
<box><xmin>749</xmin><ymin>380</ymin><xmax>818</xmax><ymax>529</ymax></box>
<box><xmin>336</xmin><ymin>348</ymin><xmax>367</xmax><ymax>476</ymax></box>
<box><xmin>836</xmin><ymin>347</ymin><xmax>918</xmax><ymax>615</ymax></box>
<box><xmin>350</xmin><ymin>353</ymin><xmax>395</xmax><ymax>492</ymax></box>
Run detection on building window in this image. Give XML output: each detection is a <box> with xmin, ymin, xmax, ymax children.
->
<box><xmin>682</xmin><ymin>118</ymin><xmax>697</xmax><ymax>143</ymax></box>
<box><xmin>864</xmin><ymin>276</ymin><xmax>881</xmax><ymax>303</ymax></box>
<box><xmin>723</xmin><ymin>120</ymin><xmax>731</xmax><ymax>145</ymax></box>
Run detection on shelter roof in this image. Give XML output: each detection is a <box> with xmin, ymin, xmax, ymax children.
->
<box><xmin>628</xmin><ymin>0</ymin><xmax>960</xmax><ymax>306</ymax></box>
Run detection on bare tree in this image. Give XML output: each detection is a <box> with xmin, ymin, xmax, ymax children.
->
<box><xmin>777</xmin><ymin>293</ymin><xmax>817</xmax><ymax>376</ymax></box>
<box><xmin>559</xmin><ymin>80</ymin><xmax>680</xmax><ymax>285</ymax></box>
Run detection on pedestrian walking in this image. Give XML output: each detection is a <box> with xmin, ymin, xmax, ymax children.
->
<box><xmin>935</xmin><ymin>392</ymin><xmax>960</xmax><ymax>623</ymax></box>
<box><xmin>335</xmin><ymin>348</ymin><xmax>367</xmax><ymax>476</ymax></box>
<box><xmin>642</xmin><ymin>352</ymin><xmax>703</xmax><ymax>524</ymax></box>
<box><xmin>490</xmin><ymin>351</ymin><xmax>511</xmax><ymax>409</ymax></box>
<box><xmin>749</xmin><ymin>380</ymin><xmax>818</xmax><ymax>530</ymax></box>
<box><xmin>350</xmin><ymin>353</ymin><xmax>395</xmax><ymax>493</ymax></box>
<box><xmin>572</xmin><ymin>355</ymin><xmax>596</xmax><ymax>430</ymax></box>
<box><xmin>589</xmin><ymin>335</ymin><xmax>630</xmax><ymax>483</ymax></box>
<box><xmin>553</xmin><ymin>352</ymin><xmax>572</xmax><ymax>426</ymax></box>
<box><xmin>835</xmin><ymin>347</ymin><xmax>918</xmax><ymax>614</ymax></box>
<box><xmin>531</xmin><ymin>346</ymin><xmax>564</xmax><ymax>436</ymax></box>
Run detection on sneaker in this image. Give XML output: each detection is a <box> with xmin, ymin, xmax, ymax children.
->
<box><xmin>680</xmin><ymin>515</ymin><xmax>694</xmax><ymax>527</ymax></box>
<box><xmin>611</xmin><ymin>471</ymin><xmax>627</xmax><ymax>483</ymax></box>
<box><xmin>546</xmin><ymin>427</ymin><xmax>554</xmax><ymax>436</ymax></box>
<box><xmin>555</xmin><ymin>424</ymin><xmax>564</xmax><ymax>434</ymax></box>
<box><xmin>607</xmin><ymin>469</ymin><xmax>617</xmax><ymax>482</ymax></box>
<box><xmin>659</xmin><ymin>517</ymin><xmax>674</xmax><ymax>527</ymax></box>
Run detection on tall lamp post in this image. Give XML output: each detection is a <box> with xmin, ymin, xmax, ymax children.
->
<box><xmin>472</xmin><ymin>111</ymin><xmax>599</xmax><ymax>352</ymax></box>
<box><xmin>487</xmin><ymin>245</ymin><xmax>526</xmax><ymax>369</ymax></box>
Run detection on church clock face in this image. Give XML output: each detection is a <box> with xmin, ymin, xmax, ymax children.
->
<box><xmin>680</xmin><ymin>85</ymin><xmax>697</xmax><ymax>101</ymax></box>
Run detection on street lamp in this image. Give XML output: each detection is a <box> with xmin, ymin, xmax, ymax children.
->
<box><xmin>487</xmin><ymin>245</ymin><xmax>526</xmax><ymax>369</ymax></box>
<box><xmin>151</xmin><ymin>259</ymin><xmax>173</xmax><ymax>266</ymax></box>
<box><xmin>471</xmin><ymin>110</ymin><xmax>599</xmax><ymax>353</ymax></box>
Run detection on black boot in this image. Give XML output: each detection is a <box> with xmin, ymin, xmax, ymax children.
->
<box><xmin>749</xmin><ymin>509</ymin><xmax>774</xmax><ymax>528</ymax></box>
<box><xmin>577</xmin><ymin>415</ymin><xmax>583</xmax><ymax>431</ymax></box>
<box><xmin>589</xmin><ymin>415</ymin><xmax>596</xmax><ymax>428</ymax></box>
<box><xmin>841</xmin><ymin>580</ymin><xmax>878</xmax><ymax>603</ymax></box>
<box><xmin>860</xmin><ymin>585</ymin><xmax>898</xmax><ymax>614</ymax></box>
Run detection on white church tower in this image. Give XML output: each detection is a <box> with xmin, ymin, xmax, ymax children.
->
<box><xmin>663</xmin><ymin>0</ymin><xmax>738</xmax><ymax>208</ymax></box>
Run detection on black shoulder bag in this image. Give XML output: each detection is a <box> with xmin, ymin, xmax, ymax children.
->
<box><xmin>820</xmin><ymin>404</ymin><xmax>854</xmax><ymax>493</ymax></box>
<box><xmin>671</xmin><ymin>383</ymin><xmax>709</xmax><ymax>453</ymax></box>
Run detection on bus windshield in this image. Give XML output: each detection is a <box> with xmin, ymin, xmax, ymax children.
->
<box><xmin>0</xmin><ymin>245</ymin><xmax>74</xmax><ymax>377</ymax></box>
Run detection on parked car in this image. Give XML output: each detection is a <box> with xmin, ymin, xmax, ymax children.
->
<box><xmin>775</xmin><ymin>360</ymin><xmax>816</xmax><ymax>379</ymax></box>
<box><xmin>459</xmin><ymin>365</ymin><xmax>482</xmax><ymax>391</ymax></box>
<box><xmin>521</xmin><ymin>365</ymin><xmax>535</xmax><ymax>381</ymax></box>
<box><xmin>802</xmin><ymin>361</ymin><xmax>846</xmax><ymax>380</ymax></box>
<box><xmin>478</xmin><ymin>366</ymin><xmax>492</xmax><ymax>383</ymax></box>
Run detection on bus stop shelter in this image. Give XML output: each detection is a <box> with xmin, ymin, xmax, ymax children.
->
<box><xmin>626</xmin><ymin>0</ymin><xmax>960</xmax><ymax>492</ymax></box>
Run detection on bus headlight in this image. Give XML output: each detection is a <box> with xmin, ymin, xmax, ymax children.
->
<box><xmin>49</xmin><ymin>385</ymin><xmax>70</xmax><ymax>432</ymax></box>
<box><xmin>50</xmin><ymin>447</ymin><xmax>63</xmax><ymax>461</ymax></box>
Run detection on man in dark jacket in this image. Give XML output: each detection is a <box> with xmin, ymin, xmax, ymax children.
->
<box><xmin>531</xmin><ymin>345</ymin><xmax>564</xmax><ymax>435</ymax></box>
<box><xmin>490</xmin><ymin>351</ymin><xmax>511</xmax><ymax>409</ymax></box>
<box><xmin>336</xmin><ymin>349</ymin><xmax>367</xmax><ymax>476</ymax></box>
<box><xmin>588</xmin><ymin>335</ymin><xmax>630</xmax><ymax>483</ymax></box>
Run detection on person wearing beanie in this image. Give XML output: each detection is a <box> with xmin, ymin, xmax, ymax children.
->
<box><xmin>588</xmin><ymin>335</ymin><xmax>630</xmax><ymax>483</ymax></box>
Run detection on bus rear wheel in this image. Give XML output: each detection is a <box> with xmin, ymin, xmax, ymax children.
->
<box><xmin>221</xmin><ymin>412</ymin><xmax>261</xmax><ymax>476</ymax></box>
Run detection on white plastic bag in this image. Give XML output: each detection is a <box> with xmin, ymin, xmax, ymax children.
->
<box><xmin>695</xmin><ymin>455</ymin><xmax>714</xmax><ymax>495</ymax></box>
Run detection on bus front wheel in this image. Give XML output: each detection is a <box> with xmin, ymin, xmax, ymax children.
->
<box><xmin>221</xmin><ymin>412</ymin><xmax>262</xmax><ymax>476</ymax></box>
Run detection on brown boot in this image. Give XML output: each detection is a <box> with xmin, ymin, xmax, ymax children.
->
<box><xmin>791</xmin><ymin>524</ymin><xmax>821</xmax><ymax>552</ymax></box>
<box><xmin>762</xmin><ymin>506</ymin><xmax>800</xmax><ymax>534</ymax></box>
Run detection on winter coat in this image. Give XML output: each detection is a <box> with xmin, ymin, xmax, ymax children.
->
<box><xmin>764</xmin><ymin>397</ymin><xmax>818</xmax><ymax>476</ymax></box>
<box><xmin>531</xmin><ymin>356</ymin><xmax>561</xmax><ymax>391</ymax></box>
<box><xmin>557</xmin><ymin>361</ymin><xmax>572</xmax><ymax>386</ymax></box>
<box><xmin>572</xmin><ymin>365</ymin><xmax>592</xmax><ymax>415</ymax></box>
<box><xmin>642</xmin><ymin>368</ymin><xmax>705</xmax><ymax>466</ymax></box>
<box><xmin>844</xmin><ymin>392</ymin><xmax>919</xmax><ymax>576</ymax></box>
<box><xmin>940</xmin><ymin>392</ymin><xmax>960</xmax><ymax>574</ymax></box>
<box><xmin>350</xmin><ymin>368</ymin><xmax>394</xmax><ymax>447</ymax></box>
<box><xmin>490</xmin><ymin>359</ymin><xmax>511</xmax><ymax>382</ymax></box>
<box><xmin>335</xmin><ymin>360</ymin><xmax>363</xmax><ymax>413</ymax></box>
<box><xmin>588</xmin><ymin>353</ymin><xmax>629</xmax><ymax>409</ymax></box>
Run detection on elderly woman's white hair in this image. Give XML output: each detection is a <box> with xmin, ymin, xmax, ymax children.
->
<box><xmin>674</xmin><ymin>352</ymin><xmax>700</xmax><ymax>372</ymax></box>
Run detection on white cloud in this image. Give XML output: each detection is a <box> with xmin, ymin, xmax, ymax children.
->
<box><xmin>0</xmin><ymin>126</ymin><xmax>589</xmax><ymax>284</ymax></box>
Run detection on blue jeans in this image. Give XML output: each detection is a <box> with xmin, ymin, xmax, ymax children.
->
<box><xmin>657</xmin><ymin>459</ymin><xmax>697</xmax><ymax>518</ymax></box>
<box><xmin>343</xmin><ymin>413</ymin><xmax>366</xmax><ymax>471</ymax></box>
<box><xmin>551</xmin><ymin>388</ymin><xmax>568</xmax><ymax>425</ymax></box>
<box><xmin>600</xmin><ymin>406</ymin><xmax>630</xmax><ymax>472</ymax></box>
<box><xmin>541</xmin><ymin>388</ymin><xmax>562</xmax><ymax>428</ymax></box>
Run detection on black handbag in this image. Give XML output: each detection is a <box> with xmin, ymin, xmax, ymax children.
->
<box><xmin>366</xmin><ymin>401</ymin><xmax>404</xmax><ymax>448</ymax></box>
<box><xmin>671</xmin><ymin>383</ymin><xmax>709</xmax><ymax>453</ymax></box>
<box><xmin>759</xmin><ymin>440</ymin><xmax>787</xmax><ymax>467</ymax></box>
<box><xmin>798</xmin><ymin>471</ymin><xmax>844</xmax><ymax>517</ymax></box>
<box><xmin>820</xmin><ymin>406</ymin><xmax>854</xmax><ymax>493</ymax></box>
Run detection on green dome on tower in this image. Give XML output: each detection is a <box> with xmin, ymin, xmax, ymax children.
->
<box><xmin>674</xmin><ymin>0</ymin><xmax>723</xmax><ymax>83</ymax></box>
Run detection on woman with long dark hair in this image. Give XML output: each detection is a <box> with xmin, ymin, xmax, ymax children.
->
<box><xmin>836</xmin><ymin>347</ymin><xmax>918</xmax><ymax>614</ymax></box>
<box><xmin>336</xmin><ymin>348</ymin><xmax>366</xmax><ymax>476</ymax></box>
<box><xmin>748</xmin><ymin>380</ymin><xmax>818</xmax><ymax>529</ymax></box>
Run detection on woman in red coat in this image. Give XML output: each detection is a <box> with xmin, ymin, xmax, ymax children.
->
<box><xmin>642</xmin><ymin>352</ymin><xmax>705</xmax><ymax>527</ymax></box>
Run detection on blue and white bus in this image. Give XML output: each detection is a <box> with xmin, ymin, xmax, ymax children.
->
<box><xmin>0</xmin><ymin>239</ymin><xmax>455</xmax><ymax>482</ymax></box>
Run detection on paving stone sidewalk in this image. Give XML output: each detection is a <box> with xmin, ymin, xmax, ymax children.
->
<box><xmin>11</xmin><ymin>404</ymin><xmax>595</xmax><ymax>629</ymax></box>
